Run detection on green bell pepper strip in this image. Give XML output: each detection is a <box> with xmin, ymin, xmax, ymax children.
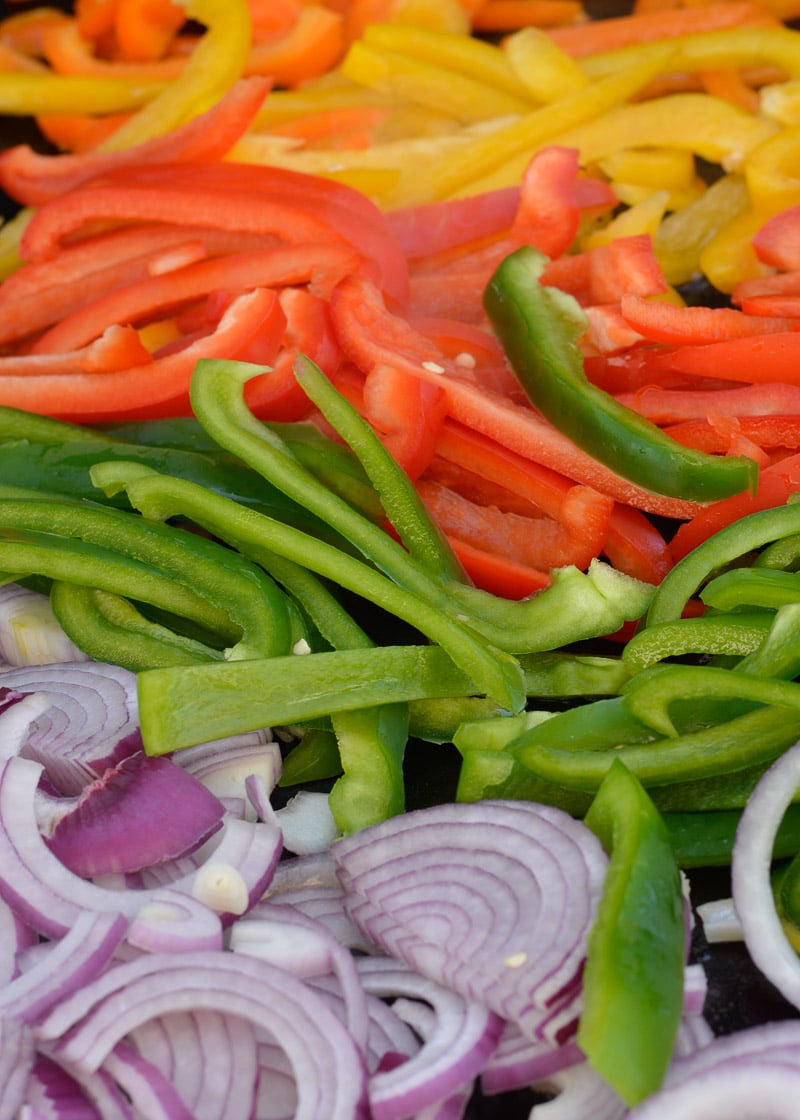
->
<box><xmin>90</xmin><ymin>460</ymin><xmax>526</xmax><ymax>713</ymax></box>
<box><xmin>0</xmin><ymin>491</ymin><xmax>295</xmax><ymax>664</ymax></box>
<box><xmin>622</xmin><ymin>612</ymin><xmax>773</xmax><ymax>671</ymax></box>
<box><xmin>279</xmin><ymin>728</ymin><xmax>343</xmax><ymax>787</ymax></box>
<box><xmin>645</xmin><ymin>500</ymin><xmax>800</xmax><ymax>627</ymax></box>
<box><xmin>701</xmin><ymin>568</ymin><xmax>800</xmax><ymax>612</ymax></box>
<box><xmin>49</xmin><ymin>583</ymin><xmax>219</xmax><ymax>670</ymax></box>
<box><xmin>578</xmin><ymin>760</ymin><xmax>684</xmax><ymax>1106</ymax></box>
<box><xmin>622</xmin><ymin>664</ymin><xmax>800</xmax><ymax>738</ymax></box>
<box><xmin>188</xmin><ymin>358</ymin><xmax>654</xmax><ymax>655</ymax></box>
<box><xmin>483</xmin><ymin>245</ymin><xmax>757</xmax><ymax>503</ymax></box>
<box><xmin>512</xmin><ymin>702</ymin><xmax>800</xmax><ymax>792</ymax></box>
<box><xmin>294</xmin><ymin>354</ymin><xmax>465</xmax><ymax>582</ymax></box>
<box><xmin>329</xmin><ymin>702</ymin><xmax>409</xmax><ymax>833</ymax></box>
<box><xmin>738</xmin><ymin>602</ymin><xmax>800</xmax><ymax>679</ymax></box>
<box><xmin>137</xmin><ymin>644</ymin><xmax>483</xmax><ymax>754</ymax></box>
<box><xmin>755</xmin><ymin>533</ymin><xmax>800</xmax><ymax>571</ymax></box>
<box><xmin>664</xmin><ymin>805</ymin><xmax>800</xmax><ymax>869</ymax></box>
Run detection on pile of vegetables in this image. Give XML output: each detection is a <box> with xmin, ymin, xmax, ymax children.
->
<box><xmin>6</xmin><ymin>0</ymin><xmax>800</xmax><ymax>1115</ymax></box>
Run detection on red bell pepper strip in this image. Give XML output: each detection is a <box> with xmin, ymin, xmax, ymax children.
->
<box><xmin>0</xmin><ymin>323</ymin><xmax>150</xmax><ymax>376</ymax></box>
<box><xmin>663</xmin><ymin>414</ymin><xmax>800</xmax><ymax>459</ymax></box>
<box><xmin>736</xmin><ymin>294</ymin><xmax>800</xmax><ymax>319</ymax></box>
<box><xmin>510</xmin><ymin>145</ymin><xmax>616</xmax><ymax>259</ymax></box>
<box><xmin>0</xmin><ymin>286</ymin><xmax>285</xmax><ymax>423</ymax></box>
<box><xmin>670</xmin><ymin>452</ymin><xmax>800</xmax><ymax>560</ymax></box>
<box><xmin>30</xmin><ymin>243</ymin><xmax>363</xmax><ymax>354</ymax></box>
<box><xmin>0</xmin><ymin>76</ymin><xmax>271</xmax><ymax>207</ymax></box>
<box><xmin>443</xmin><ymin>536</ymin><xmax>550</xmax><ymax>599</ymax></box>
<box><xmin>641</xmin><ymin>332</ymin><xmax>800</xmax><ymax>384</ymax></box>
<box><xmin>70</xmin><ymin>160</ymin><xmax>410</xmax><ymax>305</ymax></box>
<box><xmin>244</xmin><ymin>288</ymin><xmax>340</xmax><ymax>422</ymax></box>
<box><xmin>733</xmin><ymin>271</ymin><xmax>800</xmax><ymax>303</ymax></box>
<box><xmin>619</xmin><ymin>294</ymin><xmax>800</xmax><ymax>344</ymax></box>
<box><xmin>331</xmin><ymin>274</ymin><xmax>701</xmax><ymax>521</ymax></box>
<box><xmin>586</xmin><ymin>234</ymin><xmax>669</xmax><ymax>305</ymax></box>
<box><xmin>415</xmin><ymin>475</ymin><xmax>614</xmax><ymax>573</ymax></box>
<box><xmin>0</xmin><ymin>226</ymin><xmax>285</xmax><ymax>347</ymax></box>
<box><xmin>616</xmin><ymin>381</ymin><xmax>800</xmax><ymax>424</ymax></box>
<box><xmin>752</xmin><ymin>205</ymin><xmax>800</xmax><ymax>270</ymax></box>
<box><xmin>385</xmin><ymin>186</ymin><xmax>520</xmax><ymax>261</ymax></box>
<box><xmin>362</xmin><ymin>364</ymin><xmax>448</xmax><ymax>480</ymax></box>
<box><xmin>583</xmin><ymin>304</ymin><xmax>647</xmax><ymax>355</ymax></box>
<box><xmin>409</xmin><ymin>316</ymin><xmax>522</xmax><ymax>399</ymax></box>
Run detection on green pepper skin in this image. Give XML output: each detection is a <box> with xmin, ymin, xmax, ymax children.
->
<box><xmin>483</xmin><ymin>245</ymin><xmax>758</xmax><ymax>502</ymax></box>
<box><xmin>578</xmin><ymin>759</ymin><xmax>684</xmax><ymax>1106</ymax></box>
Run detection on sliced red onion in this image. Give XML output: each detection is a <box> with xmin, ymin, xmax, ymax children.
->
<box><xmin>254</xmin><ymin>1038</ymin><xmax>298</xmax><ymax>1120</ymax></box>
<box><xmin>731</xmin><ymin>738</ymin><xmax>800</xmax><ymax>1010</ymax></box>
<box><xmin>695</xmin><ymin>897</ymin><xmax>741</xmax><ymax>943</ymax></box>
<box><xmin>126</xmin><ymin>889</ymin><xmax>223</xmax><ymax>954</ymax></box>
<box><xmin>0</xmin><ymin>909</ymin><xmax>127</xmax><ymax>1024</ymax></box>
<box><xmin>253</xmin><ymin>883</ymin><xmax>375</xmax><ymax>954</ymax></box>
<box><xmin>36</xmin><ymin>753</ymin><xmax>225</xmax><ymax>877</ymax></box>
<box><xmin>529</xmin><ymin>1060</ymin><xmax>626</xmax><ymax>1120</ymax></box>
<box><xmin>36</xmin><ymin>1043</ymin><xmax>135</xmax><ymax>1120</ymax></box>
<box><xmin>0</xmin><ymin>584</ymin><xmax>89</xmax><ymax>667</ymax></box>
<box><xmin>274</xmin><ymin>791</ymin><xmax>341</xmax><ymax>855</ymax></box>
<box><xmin>0</xmin><ymin>662</ymin><xmax>140</xmax><ymax>794</ymax></box>
<box><xmin>38</xmin><ymin>951</ymin><xmax>369</xmax><ymax>1120</ymax></box>
<box><xmin>101</xmin><ymin>1042</ymin><xmax>196</xmax><ymax>1120</ymax></box>
<box><xmin>681</xmin><ymin>964</ymin><xmax>708</xmax><ymax>1018</ymax></box>
<box><xmin>266</xmin><ymin>851</ymin><xmax>340</xmax><ymax>894</ymax></box>
<box><xmin>333</xmin><ymin>801</ymin><xmax>608</xmax><ymax>1038</ymax></box>
<box><xmin>130</xmin><ymin>1010</ymin><xmax>259</xmax><ymax>1120</ymax></box>
<box><xmin>309</xmin><ymin>973</ymin><xmax>421</xmax><ymax>1074</ymax></box>
<box><xmin>480</xmin><ymin>1025</ymin><xmax>584</xmax><ymax>1097</ymax></box>
<box><xmin>626</xmin><ymin>1061</ymin><xmax>800</xmax><ymax>1117</ymax></box>
<box><xmin>355</xmin><ymin>955</ymin><xmax>504</xmax><ymax>1120</ymax></box>
<box><xmin>24</xmin><ymin>1052</ymin><xmax>103</xmax><ymax>1120</ymax></box>
<box><xmin>230</xmin><ymin>901</ymin><xmax>370</xmax><ymax>1055</ymax></box>
<box><xmin>173</xmin><ymin>730</ymin><xmax>281</xmax><ymax>822</ymax></box>
<box><xmin>0</xmin><ymin>896</ymin><xmax>37</xmax><ymax>986</ymax></box>
<box><xmin>0</xmin><ymin>690</ymin><xmax>53</xmax><ymax>764</ymax></box>
<box><xmin>0</xmin><ymin>1015</ymin><xmax>35</xmax><ymax>1120</ymax></box>
<box><xmin>0</xmin><ymin>756</ymin><xmax>277</xmax><ymax>939</ymax></box>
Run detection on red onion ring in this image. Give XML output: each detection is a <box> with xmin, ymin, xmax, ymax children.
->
<box><xmin>731</xmin><ymin>738</ymin><xmax>800</xmax><ymax>1010</ymax></box>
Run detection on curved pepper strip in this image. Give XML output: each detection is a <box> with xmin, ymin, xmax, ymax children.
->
<box><xmin>0</xmin><ymin>491</ymin><xmax>295</xmax><ymax>664</ymax></box>
<box><xmin>49</xmin><ymin>582</ymin><xmax>221</xmax><ymax>670</ymax></box>
<box><xmin>89</xmin><ymin>459</ymin><xmax>527</xmax><ymax>713</ymax></box>
<box><xmin>645</xmin><ymin>500</ymin><xmax>800</xmax><ymax>627</ymax></box>
<box><xmin>578</xmin><ymin>760</ymin><xmax>684</xmax><ymax>1107</ymax></box>
<box><xmin>0</xmin><ymin>71</ymin><xmax>165</xmax><ymax>116</ymax></box>
<box><xmin>483</xmin><ymin>245</ymin><xmax>759</xmax><ymax>503</ymax></box>
<box><xmin>621</xmin><ymin>612</ymin><xmax>774</xmax><ymax>671</ymax></box>
<box><xmin>700</xmin><ymin>567</ymin><xmax>800</xmax><ymax>613</ymax></box>
<box><xmin>96</xmin><ymin>0</ymin><xmax>252</xmax><ymax>150</ymax></box>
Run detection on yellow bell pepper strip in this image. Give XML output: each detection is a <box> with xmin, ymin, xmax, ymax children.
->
<box><xmin>360</xmin><ymin>21</ymin><xmax>533</xmax><ymax>100</ymax></box>
<box><xmin>96</xmin><ymin>0</ymin><xmax>252</xmax><ymax>150</ymax></box>
<box><xmin>483</xmin><ymin>245</ymin><xmax>758</xmax><ymax>502</ymax></box>
<box><xmin>578</xmin><ymin>760</ymin><xmax>684</xmax><ymax>1107</ymax></box>
<box><xmin>579</xmin><ymin>25</ymin><xmax>800</xmax><ymax>84</ymax></box>
<box><xmin>502</xmin><ymin>25</ymin><xmax>590</xmax><ymax>102</ymax></box>
<box><xmin>391</xmin><ymin>49</ymin><xmax>671</xmax><ymax>202</ymax></box>
<box><xmin>0</xmin><ymin>71</ymin><xmax>165</xmax><ymax>116</ymax></box>
<box><xmin>653</xmin><ymin>172</ymin><xmax>750</xmax><ymax>287</ymax></box>
<box><xmin>340</xmin><ymin>41</ymin><xmax>533</xmax><ymax>123</ymax></box>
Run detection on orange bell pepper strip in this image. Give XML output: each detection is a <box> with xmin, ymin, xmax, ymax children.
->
<box><xmin>619</xmin><ymin>294</ymin><xmax>800</xmax><ymax>345</ymax></box>
<box><xmin>547</xmin><ymin>2</ymin><xmax>779</xmax><ymax>58</ymax></box>
<box><xmin>113</xmin><ymin>0</ymin><xmax>186</xmax><ymax>62</ymax></box>
<box><xmin>471</xmin><ymin>0</ymin><xmax>585</xmax><ymax>31</ymax></box>
<box><xmin>29</xmin><ymin>243</ymin><xmax>363</xmax><ymax>355</ymax></box>
<box><xmin>0</xmin><ymin>77</ymin><xmax>271</xmax><ymax>207</ymax></box>
<box><xmin>245</xmin><ymin>6</ymin><xmax>345</xmax><ymax>87</ymax></box>
<box><xmin>35</xmin><ymin>112</ymin><xmax>132</xmax><ymax>154</ymax></box>
<box><xmin>0</xmin><ymin>286</ymin><xmax>285</xmax><ymax>423</ymax></box>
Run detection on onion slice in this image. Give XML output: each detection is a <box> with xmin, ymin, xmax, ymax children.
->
<box><xmin>332</xmin><ymin>801</ymin><xmax>608</xmax><ymax>1037</ymax></box>
<box><xmin>731</xmin><ymin>738</ymin><xmax>800</xmax><ymax>1010</ymax></box>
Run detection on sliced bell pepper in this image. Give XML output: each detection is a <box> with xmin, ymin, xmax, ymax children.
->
<box><xmin>0</xmin><ymin>76</ymin><xmax>271</xmax><ymax>207</ymax></box>
<box><xmin>619</xmin><ymin>294</ymin><xmax>800</xmax><ymax>345</ymax></box>
<box><xmin>644</xmin><ymin>331</ymin><xmax>800</xmax><ymax>384</ymax></box>
<box><xmin>483</xmin><ymin>245</ymin><xmax>759</xmax><ymax>503</ymax></box>
<box><xmin>578</xmin><ymin>759</ymin><xmax>684</xmax><ymax>1107</ymax></box>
